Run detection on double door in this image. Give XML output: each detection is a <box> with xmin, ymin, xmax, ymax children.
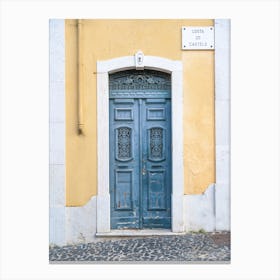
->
<box><xmin>109</xmin><ymin>97</ymin><xmax>172</xmax><ymax>229</ymax></box>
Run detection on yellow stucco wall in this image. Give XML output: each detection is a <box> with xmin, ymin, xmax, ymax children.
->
<box><xmin>65</xmin><ymin>19</ymin><xmax>215</xmax><ymax>206</ymax></box>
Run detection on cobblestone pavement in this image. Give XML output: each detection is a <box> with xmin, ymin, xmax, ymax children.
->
<box><xmin>49</xmin><ymin>232</ymin><xmax>230</xmax><ymax>263</ymax></box>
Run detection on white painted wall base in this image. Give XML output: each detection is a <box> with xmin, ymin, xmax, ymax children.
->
<box><xmin>65</xmin><ymin>196</ymin><xmax>97</xmax><ymax>244</ymax></box>
<box><xmin>184</xmin><ymin>184</ymin><xmax>215</xmax><ymax>232</ymax></box>
<box><xmin>215</xmin><ymin>183</ymin><xmax>230</xmax><ymax>230</ymax></box>
<box><xmin>50</xmin><ymin>197</ymin><xmax>97</xmax><ymax>246</ymax></box>
<box><xmin>49</xmin><ymin>206</ymin><xmax>65</xmax><ymax>246</ymax></box>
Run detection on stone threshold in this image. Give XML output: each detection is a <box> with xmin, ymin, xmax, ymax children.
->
<box><xmin>96</xmin><ymin>229</ymin><xmax>186</xmax><ymax>237</ymax></box>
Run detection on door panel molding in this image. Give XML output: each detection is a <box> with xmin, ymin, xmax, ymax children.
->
<box><xmin>114</xmin><ymin>169</ymin><xmax>133</xmax><ymax>211</ymax></box>
<box><xmin>147</xmin><ymin>169</ymin><xmax>167</xmax><ymax>211</ymax></box>
<box><xmin>97</xmin><ymin>55</ymin><xmax>184</xmax><ymax>233</ymax></box>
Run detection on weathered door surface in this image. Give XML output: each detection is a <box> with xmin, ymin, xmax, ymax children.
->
<box><xmin>109</xmin><ymin>70</ymin><xmax>171</xmax><ymax>229</ymax></box>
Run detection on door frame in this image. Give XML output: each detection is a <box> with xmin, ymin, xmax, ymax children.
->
<box><xmin>96</xmin><ymin>54</ymin><xmax>184</xmax><ymax>233</ymax></box>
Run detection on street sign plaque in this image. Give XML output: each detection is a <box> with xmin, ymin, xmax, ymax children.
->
<box><xmin>182</xmin><ymin>26</ymin><xmax>215</xmax><ymax>50</ymax></box>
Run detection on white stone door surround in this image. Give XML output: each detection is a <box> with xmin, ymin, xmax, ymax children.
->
<box><xmin>96</xmin><ymin>54</ymin><xmax>184</xmax><ymax>233</ymax></box>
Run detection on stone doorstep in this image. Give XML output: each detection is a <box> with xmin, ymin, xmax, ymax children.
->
<box><xmin>96</xmin><ymin>229</ymin><xmax>186</xmax><ymax>237</ymax></box>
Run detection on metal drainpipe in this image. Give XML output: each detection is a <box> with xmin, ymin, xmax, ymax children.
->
<box><xmin>77</xmin><ymin>19</ymin><xmax>84</xmax><ymax>134</ymax></box>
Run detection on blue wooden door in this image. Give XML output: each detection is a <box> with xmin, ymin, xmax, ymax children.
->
<box><xmin>109</xmin><ymin>70</ymin><xmax>171</xmax><ymax>229</ymax></box>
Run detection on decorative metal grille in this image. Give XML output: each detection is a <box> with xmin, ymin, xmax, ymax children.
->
<box><xmin>109</xmin><ymin>70</ymin><xmax>171</xmax><ymax>91</ymax></box>
<box><xmin>150</xmin><ymin>127</ymin><xmax>163</xmax><ymax>159</ymax></box>
<box><xmin>117</xmin><ymin>127</ymin><xmax>131</xmax><ymax>159</ymax></box>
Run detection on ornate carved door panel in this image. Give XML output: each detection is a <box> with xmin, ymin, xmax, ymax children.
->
<box><xmin>109</xmin><ymin>70</ymin><xmax>171</xmax><ymax>229</ymax></box>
